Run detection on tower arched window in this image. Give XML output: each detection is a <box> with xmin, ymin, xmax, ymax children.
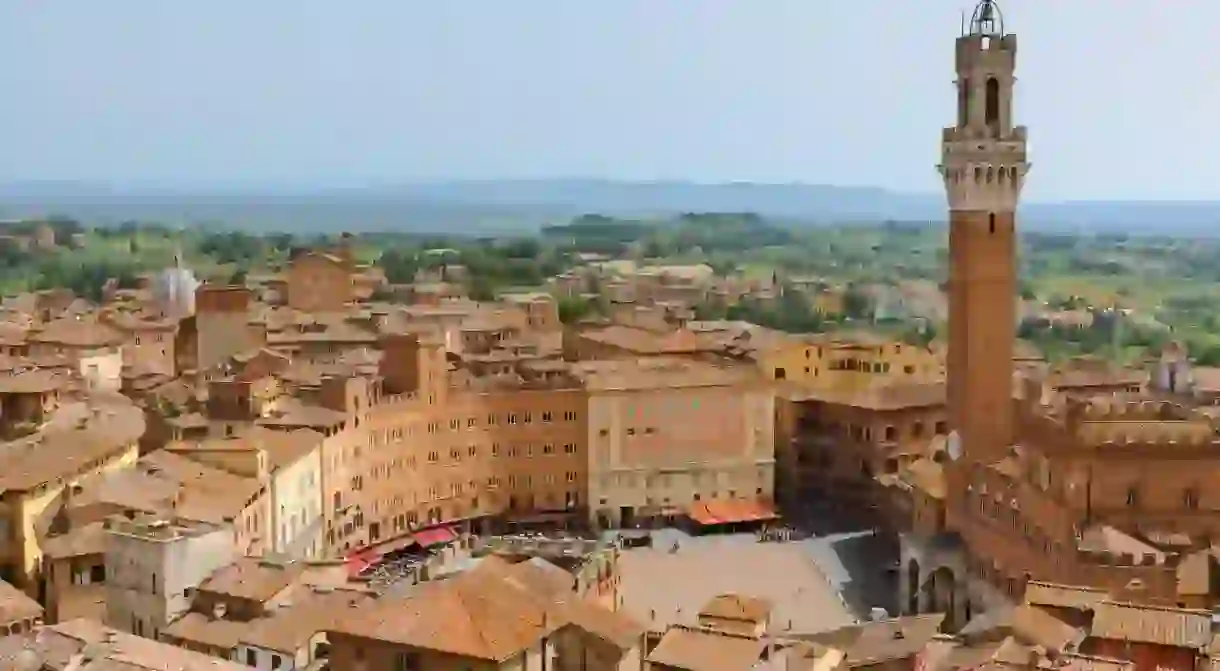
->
<box><xmin>958</xmin><ymin>78</ymin><xmax>972</xmax><ymax>127</ymax></box>
<box><xmin>984</xmin><ymin>77</ymin><xmax>1000</xmax><ymax>126</ymax></box>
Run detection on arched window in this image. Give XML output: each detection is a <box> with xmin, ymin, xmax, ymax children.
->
<box><xmin>958</xmin><ymin>78</ymin><xmax>971</xmax><ymax>127</ymax></box>
<box><xmin>985</xmin><ymin>77</ymin><xmax>1000</xmax><ymax>126</ymax></box>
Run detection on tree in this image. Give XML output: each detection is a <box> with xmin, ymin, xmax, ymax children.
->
<box><xmin>557</xmin><ymin>297</ymin><xmax>596</xmax><ymax>325</ymax></box>
<box><xmin>842</xmin><ymin>285</ymin><xmax>874</xmax><ymax>320</ymax></box>
<box><xmin>469</xmin><ymin>276</ymin><xmax>496</xmax><ymax>302</ymax></box>
<box><xmin>378</xmin><ymin>249</ymin><xmax>419</xmax><ymax>284</ymax></box>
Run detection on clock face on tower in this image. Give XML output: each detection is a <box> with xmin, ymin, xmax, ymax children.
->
<box><xmin>947</xmin><ymin>430</ymin><xmax>963</xmax><ymax>461</ymax></box>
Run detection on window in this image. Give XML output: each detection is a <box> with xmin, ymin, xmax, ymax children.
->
<box><xmin>542</xmin><ymin>411</ymin><xmax>553</xmax><ymax>423</ymax></box>
<box><xmin>543</xmin><ymin>444</ymin><xmax>554</xmax><ymax>455</ymax></box>
<box><xmin>397</xmin><ymin>653</ymin><xmax>421</xmax><ymax>671</ymax></box>
<box><xmin>271</xmin><ymin>653</ymin><xmax>283</xmax><ymax>669</ymax></box>
<box><xmin>958</xmin><ymin>76</ymin><xmax>971</xmax><ymax>127</ymax></box>
<box><xmin>1185</xmin><ymin>487</ymin><xmax>1200</xmax><ymax>510</ymax></box>
<box><xmin>984</xmin><ymin>77</ymin><xmax>1000</xmax><ymax>126</ymax></box>
<box><xmin>247</xmin><ymin>650</ymin><xmax>257</xmax><ymax>666</ymax></box>
<box><xmin>1126</xmin><ymin>486</ymin><xmax>1140</xmax><ymax>508</ymax></box>
<box><xmin>91</xmin><ymin>565</ymin><xmax>105</xmax><ymax>583</ymax></box>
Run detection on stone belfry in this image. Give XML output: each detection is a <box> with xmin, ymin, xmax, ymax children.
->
<box><xmin>941</xmin><ymin>0</ymin><xmax>1029</xmax><ymax>494</ymax></box>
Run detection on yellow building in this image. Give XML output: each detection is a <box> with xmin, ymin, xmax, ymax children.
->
<box><xmin>0</xmin><ymin>392</ymin><xmax>144</xmax><ymax>592</ymax></box>
<box><xmin>732</xmin><ymin>329</ymin><xmax>942</xmax><ymax>392</ymax></box>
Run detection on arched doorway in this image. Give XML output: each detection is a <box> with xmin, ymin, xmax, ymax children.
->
<box><xmin>922</xmin><ymin>566</ymin><xmax>956</xmax><ymax>617</ymax></box>
<box><xmin>906</xmin><ymin>559</ymin><xmax>921</xmax><ymax>615</ymax></box>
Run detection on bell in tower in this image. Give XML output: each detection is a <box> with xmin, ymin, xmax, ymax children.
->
<box><xmin>968</xmin><ymin>0</ymin><xmax>1003</xmax><ymax>37</ymax></box>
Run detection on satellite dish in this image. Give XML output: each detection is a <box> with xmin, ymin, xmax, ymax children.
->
<box><xmin>947</xmin><ymin>430</ymin><xmax>963</xmax><ymax>461</ymax></box>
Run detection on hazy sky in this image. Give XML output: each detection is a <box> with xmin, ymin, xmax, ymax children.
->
<box><xmin>1</xmin><ymin>1</ymin><xmax>1214</xmax><ymax>201</ymax></box>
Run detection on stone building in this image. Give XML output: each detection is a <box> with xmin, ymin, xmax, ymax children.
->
<box><xmin>103</xmin><ymin>514</ymin><xmax>236</xmax><ymax>639</ymax></box>
<box><xmin>893</xmin><ymin>0</ymin><xmax>1220</xmax><ymax>629</ymax></box>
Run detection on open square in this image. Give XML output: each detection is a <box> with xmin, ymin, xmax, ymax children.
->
<box><xmin>616</xmin><ymin>532</ymin><xmax>857</xmax><ymax>635</ymax></box>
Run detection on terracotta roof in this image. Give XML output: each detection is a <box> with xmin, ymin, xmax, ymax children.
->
<box><xmin>646</xmin><ymin>626</ymin><xmax>765</xmax><ymax>671</ymax></box>
<box><xmin>508</xmin><ymin>557</ymin><xmax>576</xmax><ymax>596</ymax></box>
<box><xmin>162</xmin><ymin>611</ymin><xmax>248</xmax><ymax>651</ymax></box>
<box><xmin>0</xmin><ymin>369</ymin><xmax>68</xmax><ymax>394</ymax></box>
<box><xmin>0</xmin><ymin>395</ymin><xmax>144</xmax><ymax>493</ymax></box>
<box><xmin>332</xmin><ymin>563</ymin><xmax>563</xmax><ymax>661</ymax></box>
<box><xmin>471</xmin><ymin>558</ymin><xmax>643</xmax><ymax>650</ymax></box>
<box><xmin>28</xmin><ymin>318</ymin><xmax>124</xmax><ymax>348</ymax></box>
<box><xmin>257</xmin><ymin>401</ymin><xmax>347</xmax><ymax>429</ymax></box>
<box><xmin>0</xmin><ymin>617</ymin><xmax>248</xmax><ymax>670</ymax></box>
<box><xmin>798</xmin><ymin>614</ymin><xmax>945</xmax><ymax>667</ymax></box>
<box><xmin>1024</xmin><ymin>581</ymin><xmax>1109</xmax><ymax>611</ymax></box>
<box><xmin>40</xmin><ymin>521</ymin><xmax>108</xmax><ymax>559</ymax></box>
<box><xmin>238</xmin><ymin>586</ymin><xmax>373</xmax><ymax>654</ymax></box>
<box><xmin>0</xmin><ymin>579</ymin><xmax>42</xmax><ymax>624</ymax></box>
<box><xmin>1089</xmin><ymin>601</ymin><xmax>1211</xmax><ymax>649</ymax></box>
<box><xmin>571</xmin><ymin>358</ymin><xmax>756</xmax><ymax>392</ymax></box>
<box><xmin>785</xmin><ymin>382</ymin><xmax>945</xmax><ymax>411</ymax></box>
<box><xmin>46</xmin><ymin>449</ymin><xmax>261</xmax><ymax>530</ymax></box>
<box><xmin>198</xmin><ymin>557</ymin><xmax>307</xmax><ymax>603</ymax></box>
<box><xmin>697</xmin><ymin>594</ymin><xmax>773</xmax><ymax>624</ymax></box>
<box><xmin>1010</xmin><ymin>604</ymin><xmax>1083</xmax><ymax>652</ymax></box>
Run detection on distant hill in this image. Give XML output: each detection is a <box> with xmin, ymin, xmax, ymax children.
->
<box><xmin>0</xmin><ymin>179</ymin><xmax>1218</xmax><ymax>235</ymax></box>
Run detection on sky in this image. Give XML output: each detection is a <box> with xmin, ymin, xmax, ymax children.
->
<box><xmin>1</xmin><ymin>1</ymin><xmax>1216</xmax><ymax>202</ymax></box>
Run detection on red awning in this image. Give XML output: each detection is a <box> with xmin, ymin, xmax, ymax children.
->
<box><xmin>687</xmin><ymin>499</ymin><xmax>777</xmax><ymax>526</ymax></box>
<box><xmin>344</xmin><ymin>548</ymin><xmax>381</xmax><ymax>578</ymax></box>
<box><xmin>412</xmin><ymin>525</ymin><xmax>457</xmax><ymax>548</ymax></box>
<box><xmin>687</xmin><ymin>502</ymin><xmax>723</xmax><ymax>526</ymax></box>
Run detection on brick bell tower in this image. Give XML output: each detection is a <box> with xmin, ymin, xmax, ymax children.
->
<box><xmin>941</xmin><ymin>0</ymin><xmax>1029</xmax><ymax>516</ymax></box>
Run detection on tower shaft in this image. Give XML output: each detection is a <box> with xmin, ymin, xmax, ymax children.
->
<box><xmin>940</xmin><ymin>14</ymin><xmax>1029</xmax><ymax>505</ymax></box>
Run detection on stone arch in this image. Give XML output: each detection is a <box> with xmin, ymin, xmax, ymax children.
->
<box><xmin>907</xmin><ymin>558</ymin><xmax>921</xmax><ymax>615</ymax></box>
<box><xmin>985</xmin><ymin>77</ymin><xmax>1000</xmax><ymax>126</ymax></box>
<box><xmin>958</xmin><ymin>77</ymin><xmax>972</xmax><ymax>127</ymax></box>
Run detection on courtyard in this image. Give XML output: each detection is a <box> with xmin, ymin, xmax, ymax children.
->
<box><xmin>616</xmin><ymin>529</ymin><xmax>863</xmax><ymax>635</ymax></box>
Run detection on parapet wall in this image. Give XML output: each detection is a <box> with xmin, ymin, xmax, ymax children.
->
<box><xmin>1075</xmin><ymin>549</ymin><xmax>1180</xmax><ymax>569</ymax></box>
